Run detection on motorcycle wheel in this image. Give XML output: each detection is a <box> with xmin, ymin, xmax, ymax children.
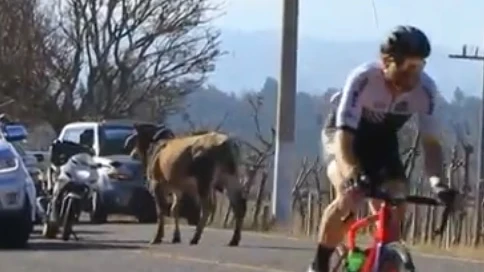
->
<box><xmin>61</xmin><ymin>198</ymin><xmax>78</xmax><ymax>241</ymax></box>
<box><xmin>42</xmin><ymin>221</ymin><xmax>58</xmax><ymax>239</ymax></box>
<box><xmin>42</xmin><ymin>202</ymin><xmax>58</xmax><ymax>239</ymax></box>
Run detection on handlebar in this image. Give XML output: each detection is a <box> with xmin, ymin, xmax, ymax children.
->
<box><xmin>351</xmin><ymin>175</ymin><xmax>455</xmax><ymax>237</ymax></box>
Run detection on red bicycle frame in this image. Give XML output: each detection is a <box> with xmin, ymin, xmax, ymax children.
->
<box><xmin>346</xmin><ymin>201</ymin><xmax>394</xmax><ymax>272</ymax></box>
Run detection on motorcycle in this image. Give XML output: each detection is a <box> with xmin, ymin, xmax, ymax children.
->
<box><xmin>42</xmin><ymin>140</ymin><xmax>101</xmax><ymax>241</ymax></box>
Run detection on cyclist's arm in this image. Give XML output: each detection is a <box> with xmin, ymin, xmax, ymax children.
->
<box><xmin>417</xmin><ymin>84</ymin><xmax>444</xmax><ymax>187</ymax></box>
<box><xmin>334</xmin><ymin>68</ymin><xmax>367</xmax><ymax>178</ymax></box>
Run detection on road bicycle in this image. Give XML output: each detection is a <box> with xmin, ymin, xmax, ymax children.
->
<box><xmin>330</xmin><ymin>175</ymin><xmax>456</xmax><ymax>272</ymax></box>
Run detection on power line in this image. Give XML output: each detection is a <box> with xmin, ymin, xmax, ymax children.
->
<box><xmin>449</xmin><ymin>45</ymin><xmax>484</xmax><ymax>60</ymax></box>
<box><xmin>370</xmin><ymin>0</ymin><xmax>380</xmax><ymax>30</ymax></box>
<box><xmin>448</xmin><ymin>44</ymin><xmax>484</xmax><ymax>247</ymax></box>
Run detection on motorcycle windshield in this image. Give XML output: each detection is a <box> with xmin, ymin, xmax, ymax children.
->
<box><xmin>51</xmin><ymin>140</ymin><xmax>93</xmax><ymax>166</ymax></box>
<box><xmin>70</xmin><ymin>153</ymin><xmax>95</xmax><ymax>167</ymax></box>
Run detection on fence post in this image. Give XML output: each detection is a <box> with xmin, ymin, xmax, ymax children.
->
<box><xmin>306</xmin><ymin>193</ymin><xmax>314</xmax><ymax>236</ymax></box>
<box><xmin>473</xmin><ymin>181</ymin><xmax>483</xmax><ymax>247</ymax></box>
<box><xmin>262</xmin><ymin>204</ymin><xmax>270</xmax><ymax>231</ymax></box>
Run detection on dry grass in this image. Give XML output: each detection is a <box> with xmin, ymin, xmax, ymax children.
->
<box><xmin>210</xmin><ymin>198</ymin><xmax>484</xmax><ymax>261</ymax></box>
<box><xmin>408</xmin><ymin>243</ymin><xmax>484</xmax><ymax>260</ymax></box>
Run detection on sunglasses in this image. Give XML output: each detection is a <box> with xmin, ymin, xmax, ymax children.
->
<box><xmin>392</xmin><ymin>57</ymin><xmax>426</xmax><ymax>73</ymax></box>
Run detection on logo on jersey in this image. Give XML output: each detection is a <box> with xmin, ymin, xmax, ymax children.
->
<box><xmin>362</xmin><ymin>108</ymin><xmax>385</xmax><ymax>123</ymax></box>
<box><xmin>394</xmin><ymin>101</ymin><xmax>409</xmax><ymax>113</ymax></box>
<box><xmin>373</xmin><ymin>101</ymin><xmax>386</xmax><ymax>109</ymax></box>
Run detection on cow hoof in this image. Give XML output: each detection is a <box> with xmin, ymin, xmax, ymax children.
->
<box><xmin>172</xmin><ymin>236</ymin><xmax>181</xmax><ymax>244</ymax></box>
<box><xmin>189</xmin><ymin>238</ymin><xmax>199</xmax><ymax>245</ymax></box>
<box><xmin>227</xmin><ymin>239</ymin><xmax>240</xmax><ymax>247</ymax></box>
<box><xmin>150</xmin><ymin>238</ymin><xmax>162</xmax><ymax>245</ymax></box>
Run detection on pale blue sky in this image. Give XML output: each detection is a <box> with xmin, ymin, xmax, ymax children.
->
<box><xmin>213</xmin><ymin>0</ymin><xmax>484</xmax><ymax>49</ymax></box>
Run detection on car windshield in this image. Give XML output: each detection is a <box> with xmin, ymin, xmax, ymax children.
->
<box><xmin>98</xmin><ymin>125</ymin><xmax>134</xmax><ymax>156</ymax></box>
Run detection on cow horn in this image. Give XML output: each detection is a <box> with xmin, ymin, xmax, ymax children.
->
<box><xmin>124</xmin><ymin>132</ymin><xmax>138</xmax><ymax>151</ymax></box>
<box><xmin>152</xmin><ymin>126</ymin><xmax>175</xmax><ymax>142</ymax></box>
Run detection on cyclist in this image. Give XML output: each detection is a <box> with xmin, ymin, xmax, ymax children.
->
<box><xmin>308</xmin><ymin>25</ymin><xmax>459</xmax><ymax>272</ymax></box>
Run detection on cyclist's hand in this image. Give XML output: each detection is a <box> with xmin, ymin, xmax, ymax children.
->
<box><xmin>431</xmin><ymin>183</ymin><xmax>464</xmax><ymax>211</ymax></box>
<box><xmin>341</xmin><ymin>164</ymin><xmax>359</xmax><ymax>181</ymax></box>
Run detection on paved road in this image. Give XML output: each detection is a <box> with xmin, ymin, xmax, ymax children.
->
<box><xmin>1</xmin><ymin>222</ymin><xmax>482</xmax><ymax>272</ymax></box>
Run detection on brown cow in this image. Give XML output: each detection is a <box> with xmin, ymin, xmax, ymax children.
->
<box><xmin>125</xmin><ymin>124</ymin><xmax>247</xmax><ymax>246</ymax></box>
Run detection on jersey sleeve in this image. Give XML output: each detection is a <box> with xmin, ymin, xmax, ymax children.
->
<box><xmin>417</xmin><ymin>77</ymin><xmax>441</xmax><ymax>139</ymax></box>
<box><xmin>335</xmin><ymin>67</ymin><xmax>368</xmax><ymax>131</ymax></box>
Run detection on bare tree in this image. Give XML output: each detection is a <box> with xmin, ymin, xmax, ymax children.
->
<box><xmin>241</xmin><ymin>94</ymin><xmax>275</xmax><ymax>192</ymax></box>
<box><xmin>181</xmin><ymin>110</ymin><xmax>229</xmax><ymax>132</ymax></box>
<box><xmin>0</xmin><ymin>0</ymin><xmax>221</xmax><ymax>132</ymax></box>
<box><xmin>239</xmin><ymin>94</ymin><xmax>275</xmax><ymax>228</ymax></box>
<box><xmin>0</xmin><ymin>0</ymin><xmax>57</xmax><ymax>125</ymax></box>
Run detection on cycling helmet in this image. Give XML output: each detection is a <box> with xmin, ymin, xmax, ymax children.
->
<box><xmin>380</xmin><ymin>25</ymin><xmax>431</xmax><ymax>60</ymax></box>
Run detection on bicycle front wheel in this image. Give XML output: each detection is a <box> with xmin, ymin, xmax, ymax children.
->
<box><xmin>378</xmin><ymin>242</ymin><xmax>416</xmax><ymax>272</ymax></box>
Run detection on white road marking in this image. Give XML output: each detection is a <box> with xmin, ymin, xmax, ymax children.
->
<box><xmin>140</xmin><ymin>250</ymin><xmax>293</xmax><ymax>272</ymax></box>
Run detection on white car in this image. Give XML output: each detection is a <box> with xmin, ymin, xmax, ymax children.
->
<box><xmin>0</xmin><ymin>127</ymin><xmax>36</xmax><ymax>248</ymax></box>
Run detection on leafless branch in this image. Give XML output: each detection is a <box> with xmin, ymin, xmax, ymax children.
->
<box><xmin>181</xmin><ymin>108</ymin><xmax>229</xmax><ymax>133</ymax></box>
<box><xmin>0</xmin><ymin>0</ymin><xmax>222</xmax><ymax>131</ymax></box>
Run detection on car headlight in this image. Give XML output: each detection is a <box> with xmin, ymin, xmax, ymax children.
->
<box><xmin>0</xmin><ymin>158</ymin><xmax>19</xmax><ymax>175</ymax></box>
<box><xmin>107</xmin><ymin>171</ymin><xmax>131</xmax><ymax>181</ymax></box>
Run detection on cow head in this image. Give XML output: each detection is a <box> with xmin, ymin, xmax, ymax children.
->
<box><xmin>124</xmin><ymin>123</ymin><xmax>175</xmax><ymax>168</ymax></box>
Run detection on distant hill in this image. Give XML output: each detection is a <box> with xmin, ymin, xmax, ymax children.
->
<box><xmin>167</xmin><ymin>76</ymin><xmax>482</xmax><ymax>176</ymax></box>
<box><xmin>208</xmin><ymin>29</ymin><xmax>482</xmax><ymax>100</ymax></box>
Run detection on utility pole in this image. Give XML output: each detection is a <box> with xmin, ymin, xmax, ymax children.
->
<box><xmin>272</xmin><ymin>0</ymin><xmax>299</xmax><ymax>226</ymax></box>
<box><xmin>448</xmin><ymin>45</ymin><xmax>484</xmax><ymax>246</ymax></box>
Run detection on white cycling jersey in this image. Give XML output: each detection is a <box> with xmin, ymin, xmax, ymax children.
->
<box><xmin>333</xmin><ymin>61</ymin><xmax>440</xmax><ymax>138</ymax></box>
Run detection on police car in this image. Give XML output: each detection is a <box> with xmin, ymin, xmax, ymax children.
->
<box><xmin>0</xmin><ymin>124</ymin><xmax>36</xmax><ymax>248</ymax></box>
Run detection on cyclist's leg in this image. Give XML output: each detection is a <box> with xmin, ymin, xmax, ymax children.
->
<box><xmin>317</xmin><ymin>159</ymin><xmax>362</xmax><ymax>244</ymax></box>
<box><xmin>368</xmin><ymin>152</ymin><xmax>408</xmax><ymax>242</ymax></box>
<box><xmin>368</xmin><ymin>180</ymin><xmax>408</xmax><ymax>241</ymax></box>
<box><xmin>309</xmin><ymin>159</ymin><xmax>365</xmax><ymax>272</ymax></box>
<box><xmin>309</xmin><ymin>127</ymin><xmax>366</xmax><ymax>271</ymax></box>
<box><xmin>310</xmin><ymin>125</ymin><xmax>369</xmax><ymax>271</ymax></box>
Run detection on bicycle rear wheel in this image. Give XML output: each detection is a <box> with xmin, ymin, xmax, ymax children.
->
<box><xmin>378</xmin><ymin>242</ymin><xmax>416</xmax><ymax>272</ymax></box>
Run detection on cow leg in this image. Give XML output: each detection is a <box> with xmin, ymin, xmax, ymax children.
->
<box><xmin>224</xmin><ymin>175</ymin><xmax>247</xmax><ymax>247</ymax></box>
<box><xmin>150</xmin><ymin>181</ymin><xmax>165</xmax><ymax>244</ymax></box>
<box><xmin>189</xmin><ymin>195</ymin><xmax>211</xmax><ymax>245</ymax></box>
<box><xmin>207</xmin><ymin>191</ymin><xmax>217</xmax><ymax>225</ymax></box>
<box><xmin>171</xmin><ymin>192</ymin><xmax>182</xmax><ymax>244</ymax></box>
<box><xmin>227</xmin><ymin>188</ymin><xmax>247</xmax><ymax>246</ymax></box>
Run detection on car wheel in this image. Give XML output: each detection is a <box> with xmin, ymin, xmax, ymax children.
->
<box><xmin>1</xmin><ymin>199</ymin><xmax>32</xmax><ymax>248</ymax></box>
<box><xmin>133</xmin><ymin>189</ymin><xmax>157</xmax><ymax>223</ymax></box>
<box><xmin>89</xmin><ymin>190</ymin><xmax>108</xmax><ymax>224</ymax></box>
